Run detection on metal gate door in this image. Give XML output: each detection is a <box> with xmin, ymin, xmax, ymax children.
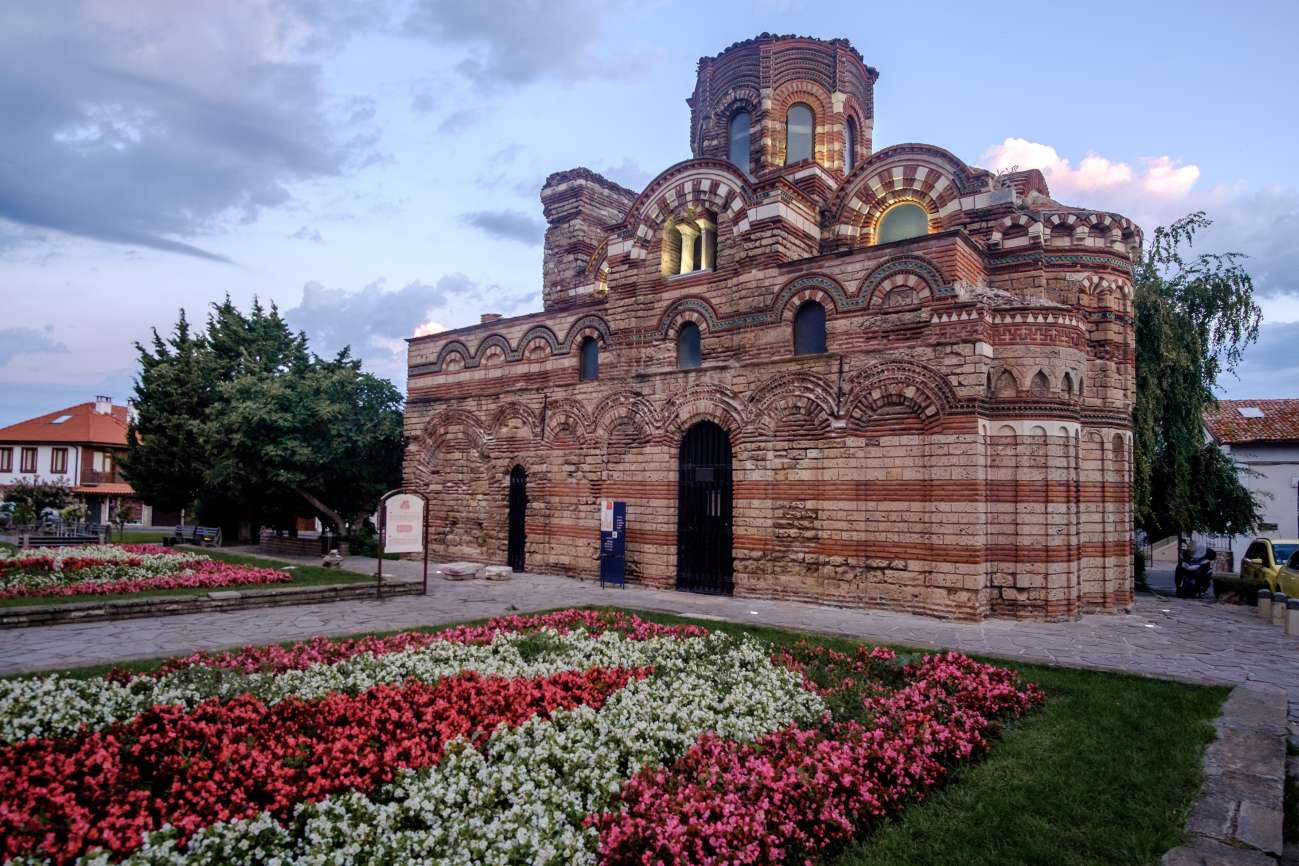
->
<box><xmin>677</xmin><ymin>421</ymin><xmax>733</xmax><ymax>594</ymax></box>
<box><xmin>507</xmin><ymin>465</ymin><xmax>527</xmax><ymax>572</ymax></box>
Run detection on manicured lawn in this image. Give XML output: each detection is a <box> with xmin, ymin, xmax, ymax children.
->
<box><xmin>0</xmin><ymin>546</ymin><xmax>375</xmax><ymax>608</ymax></box>
<box><xmin>7</xmin><ymin>606</ymin><xmax>1225</xmax><ymax>866</ymax></box>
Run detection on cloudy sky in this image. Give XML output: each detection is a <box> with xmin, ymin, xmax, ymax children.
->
<box><xmin>2</xmin><ymin>0</ymin><xmax>1297</xmax><ymax>425</ymax></box>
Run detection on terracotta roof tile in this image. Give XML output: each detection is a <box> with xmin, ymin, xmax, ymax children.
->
<box><xmin>1203</xmin><ymin>399</ymin><xmax>1299</xmax><ymax>445</ymax></box>
<box><xmin>0</xmin><ymin>402</ymin><xmax>130</xmax><ymax>446</ymax></box>
<box><xmin>72</xmin><ymin>482</ymin><xmax>136</xmax><ymax>496</ymax></box>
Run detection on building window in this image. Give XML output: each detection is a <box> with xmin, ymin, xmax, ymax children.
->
<box><xmin>660</xmin><ymin>212</ymin><xmax>717</xmax><ymax>277</ymax></box>
<box><xmin>0</xmin><ymin>447</ymin><xmax>10</xmax><ymax>472</ymax></box>
<box><xmin>785</xmin><ymin>103</ymin><xmax>814</xmax><ymax>164</ymax></box>
<box><xmin>677</xmin><ymin>322</ymin><xmax>702</xmax><ymax>369</ymax></box>
<box><xmin>20</xmin><ymin>447</ymin><xmax>37</xmax><ymax>473</ymax></box>
<box><xmin>875</xmin><ymin>202</ymin><xmax>929</xmax><ymax>244</ymax></box>
<box><xmin>578</xmin><ymin>336</ymin><xmax>599</xmax><ymax>381</ymax></box>
<box><xmin>50</xmin><ymin>447</ymin><xmax>68</xmax><ymax>474</ymax></box>
<box><xmin>793</xmin><ymin>300</ymin><xmax>827</xmax><ymax>356</ymax></box>
<box><xmin>728</xmin><ymin>111</ymin><xmax>750</xmax><ymax>170</ymax></box>
<box><xmin>845</xmin><ymin>116</ymin><xmax>856</xmax><ymax>171</ymax></box>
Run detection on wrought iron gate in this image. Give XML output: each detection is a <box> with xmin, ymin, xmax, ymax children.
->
<box><xmin>507</xmin><ymin>465</ymin><xmax>527</xmax><ymax>572</ymax></box>
<box><xmin>677</xmin><ymin>421</ymin><xmax>733</xmax><ymax>594</ymax></box>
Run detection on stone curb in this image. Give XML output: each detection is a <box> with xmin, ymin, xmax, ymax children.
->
<box><xmin>1162</xmin><ymin>682</ymin><xmax>1290</xmax><ymax>865</ymax></box>
<box><xmin>0</xmin><ymin>579</ymin><xmax>422</xmax><ymax>629</ymax></box>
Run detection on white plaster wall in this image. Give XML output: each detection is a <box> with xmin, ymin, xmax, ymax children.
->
<box><xmin>1224</xmin><ymin>442</ymin><xmax>1299</xmax><ymax>563</ymax></box>
<box><xmin>0</xmin><ymin>444</ymin><xmax>81</xmax><ymax>491</ymax></box>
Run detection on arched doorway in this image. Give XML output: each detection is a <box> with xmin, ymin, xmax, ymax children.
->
<box><xmin>507</xmin><ymin>465</ymin><xmax>528</xmax><ymax>571</ymax></box>
<box><xmin>677</xmin><ymin>421</ymin><xmax>733</xmax><ymax>594</ymax></box>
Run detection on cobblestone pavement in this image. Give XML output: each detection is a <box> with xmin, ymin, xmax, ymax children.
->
<box><xmin>1</xmin><ymin>550</ymin><xmax>1294</xmax><ymax>739</ymax></box>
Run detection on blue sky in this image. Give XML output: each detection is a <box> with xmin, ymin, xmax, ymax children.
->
<box><xmin>2</xmin><ymin>0</ymin><xmax>1298</xmax><ymax>426</ymax></box>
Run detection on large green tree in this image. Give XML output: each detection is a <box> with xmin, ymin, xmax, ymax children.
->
<box><xmin>123</xmin><ymin>311</ymin><xmax>208</xmax><ymax>513</ymax></box>
<box><xmin>122</xmin><ymin>299</ymin><xmax>404</xmax><ymax>541</ymax></box>
<box><xmin>1132</xmin><ymin>212</ymin><xmax>1262</xmax><ymax>540</ymax></box>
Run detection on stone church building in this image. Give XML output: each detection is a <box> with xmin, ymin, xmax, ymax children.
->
<box><xmin>404</xmin><ymin>34</ymin><xmax>1139</xmax><ymax>621</ymax></box>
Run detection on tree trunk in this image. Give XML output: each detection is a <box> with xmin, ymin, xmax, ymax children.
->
<box><xmin>296</xmin><ymin>488</ymin><xmax>345</xmax><ymax>534</ymax></box>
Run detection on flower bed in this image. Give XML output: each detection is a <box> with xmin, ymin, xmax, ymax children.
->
<box><xmin>0</xmin><ymin>610</ymin><xmax>1042</xmax><ymax>866</ymax></box>
<box><xmin>0</xmin><ymin>544</ymin><xmax>290</xmax><ymax>600</ymax></box>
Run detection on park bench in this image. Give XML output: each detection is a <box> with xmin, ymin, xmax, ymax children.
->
<box><xmin>169</xmin><ymin>525</ymin><xmax>222</xmax><ymax>547</ymax></box>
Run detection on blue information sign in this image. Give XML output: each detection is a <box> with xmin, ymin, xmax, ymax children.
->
<box><xmin>599</xmin><ymin>499</ymin><xmax>627</xmax><ymax>588</ymax></box>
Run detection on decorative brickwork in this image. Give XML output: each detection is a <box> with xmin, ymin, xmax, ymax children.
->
<box><xmin>404</xmin><ymin>34</ymin><xmax>1139</xmax><ymax>621</ymax></box>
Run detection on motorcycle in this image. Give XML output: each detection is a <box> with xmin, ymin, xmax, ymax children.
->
<box><xmin>1174</xmin><ymin>544</ymin><xmax>1215</xmax><ymax>598</ymax></box>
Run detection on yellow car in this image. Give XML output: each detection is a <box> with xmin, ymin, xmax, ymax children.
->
<box><xmin>1240</xmin><ymin>538</ymin><xmax>1299</xmax><ymax>594</ymax></box>
<box><xmin>1277</xmin><ymin>548</ymin><xmax>1299</xmax><ymax>598</ymax></box>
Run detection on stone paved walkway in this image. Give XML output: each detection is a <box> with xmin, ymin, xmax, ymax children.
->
<box><xmin>2</xmin><ymin>549</ymin><xmax>1295</xmax><ymax>740</ymax></box>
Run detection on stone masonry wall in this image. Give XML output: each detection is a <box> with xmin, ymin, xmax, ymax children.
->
<box><xmin>403</xmin><ymin>33</ymin><xmax>1137</xmax><ymax>622</ymax></box>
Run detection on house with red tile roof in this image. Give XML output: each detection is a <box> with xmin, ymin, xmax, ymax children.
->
<box><xmin>0</xmin><ymin>396</ymin><xmax>156</xmax><ymax>525</ymax></box>
<box><xmin>1203</xmin><ymin>399</ymin><xmax>1299</xmax><ymax>563</ymax></box>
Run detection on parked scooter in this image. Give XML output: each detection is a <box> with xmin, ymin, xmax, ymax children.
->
<box><xmin>1174</xmin><ymin>542</ymin><xmax>1215</xmax><ymax>598</ymax></box>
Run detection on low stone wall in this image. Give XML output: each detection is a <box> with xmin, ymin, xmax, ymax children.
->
<box><xmin>1161</xmin><ymin>682</ymin><xmax>1289</xmax><ymax>865</ymax></box>
<box><xmin>257</xmin><ymin>533</ymin><xmax>349</xmax><ymax>558</ymax></box>
<box><xmin>0</xmin><ymin>579</ymin><xmax>416</xmax><ymax>629</ymax></box>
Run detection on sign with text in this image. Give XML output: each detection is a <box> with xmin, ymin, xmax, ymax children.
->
<box><xmin>600</xmin><ymin>499</ymin><xmax>626</xmax><ymax>588</ymax></box>
<box><xmin>383</xmin><ymin>493</ymin><xmax>425</xmax><ymax>554</ymax></box>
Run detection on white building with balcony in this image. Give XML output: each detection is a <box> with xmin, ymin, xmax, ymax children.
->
<box><xmin>0</xmin><ymin>396</ymin><xmax>153</xmax><ymax>525</ymax></box>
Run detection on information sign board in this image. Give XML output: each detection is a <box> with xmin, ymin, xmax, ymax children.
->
<box><xmin>383</xmin><ymin>493</ymin><xmax>425</xmax><ymax>554</ymax></box>
<box><xmin>599</xmin><ymin>499</ymin><xmax>626</xmax><ymax>588</ymax></box>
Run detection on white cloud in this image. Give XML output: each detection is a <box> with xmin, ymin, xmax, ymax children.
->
<box><xmin>1142</xmin><ymin>155</ymin><xmax>1200</xmax><ymax>197</ymax></box>
<box><xmin>981</xmin><ymin>137</ymin><xmax>1198</xmax><ymax>200</ymax></box>
<box><xmin>414</xmin><ymin>320</ymin><xmax>448</xmax><ymax>337</ymax></box>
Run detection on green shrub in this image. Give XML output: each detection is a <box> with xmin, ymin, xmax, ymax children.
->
<box><xmin>1212</xmin><ymin>574</ymin><xmax>1267</xmax><ymax>605</ymax></box>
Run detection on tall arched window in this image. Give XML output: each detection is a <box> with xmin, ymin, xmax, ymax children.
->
<box><xmin>785</xmin><ymin>103</ymin><xmax>814</xmax><ymax>164</ymax></box>
<box><xmin>728</xmin><ymin>111</ymin><xmax>750</xmax><ymax>170</ymax></box>
<box><xmin>875</xmin><ymin>202</ymin><xmax>929</xmax><ymax>244</ymax></box>
<box><xmin>792</xmin><ymin>300</ymin><xmax>827</xmax><ymax>356</ymax></box>
<box><xmin>677</xmin><ymin>322</ymin><xmax>701</xmax><ymax>369</ymax></box>
<box><xmin>844</xmin><ymin>116</ymin><xmax>857</xmax><ymax>171</ymax></box>
<box><xmin>578</xmin><ymin>336</ymin><xmax>599</xmax><ymax>381</ymax></box>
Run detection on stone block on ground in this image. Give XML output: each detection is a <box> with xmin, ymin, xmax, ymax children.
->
<box><xmin>483</xmin><ymin>565</ymin><xmax>514</xmax><ymax>581</ymax></box>
<box><xmin>439</xmin><ymin>562</ymin><xmax>484</xmax><ymax>581</ymax></box>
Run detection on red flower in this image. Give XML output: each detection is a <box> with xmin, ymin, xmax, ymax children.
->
<box><xmin>0</xmin><ymin>666</ymin><xmax>648</xmax><ymax>864</ymax></box>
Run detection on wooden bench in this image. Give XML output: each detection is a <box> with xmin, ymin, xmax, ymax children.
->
<box><xmin>19</xmin><ymin>534</ymin><xmax>103</xmax><ymax>549</ymax></box>
<box><xmin>170</xmin><ymin>525</ymin><xmax>222</xmax><ymax>547</ymax></box>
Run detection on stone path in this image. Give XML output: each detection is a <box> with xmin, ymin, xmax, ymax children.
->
<box><xmin>1</xmin><ymin>549</ymin><xmax>1295</xmax><ymax>740</ymax></box>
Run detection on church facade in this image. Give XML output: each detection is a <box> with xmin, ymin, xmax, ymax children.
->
<box><xmin>404</xmin><ymin>34</ymin><xmax>1138</xmax><ymax>621</ymax></box>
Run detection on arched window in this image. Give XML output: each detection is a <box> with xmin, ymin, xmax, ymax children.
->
<box><xmin>661</xmin><ymin>211</ymin><xmax>716</xmax><ymax>276</ymax></box>
<box><xmin>677</xmin><ymin>322</ymin><xmax>701</xmax><ymax>369</ymax></box>
<box><xmin>844</xmin><ymin>116</ymin><xmax>857</xmax><ymax>171</ymax></box>
<box><xmin>792</xmin><ymin>300</ymin><xmax>827</xmax><ymax>356</ymax></box>
<box><xmin>728</xmin><ymin>111</ymin><xmax>750</xmax><ymax>170</ymax></box>
<box><xmin>578</xmin><ymin>336</ymin><xmax>599</xmax><ymax>381</ymax></box>
<box><xmin>785</xmin><ymin>103</ymin><xmax>814</xmax><ymax>164</ymax></box>
<box><xmin>875</xmin><ymin>202</ymin><xmax>929</xmax><ymax>244</ymax></box>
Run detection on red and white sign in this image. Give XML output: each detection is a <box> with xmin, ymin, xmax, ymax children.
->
<box><xmin>383</xmin><ymin>493</ymin><xmax>424</xmax><ymax>554</ymax></box>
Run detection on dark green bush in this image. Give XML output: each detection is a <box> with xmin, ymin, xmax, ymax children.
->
<box><xmin>1212</xmin><ymin>574</ymin><xmax>1267</xmax><ymax>605</ymax></box>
